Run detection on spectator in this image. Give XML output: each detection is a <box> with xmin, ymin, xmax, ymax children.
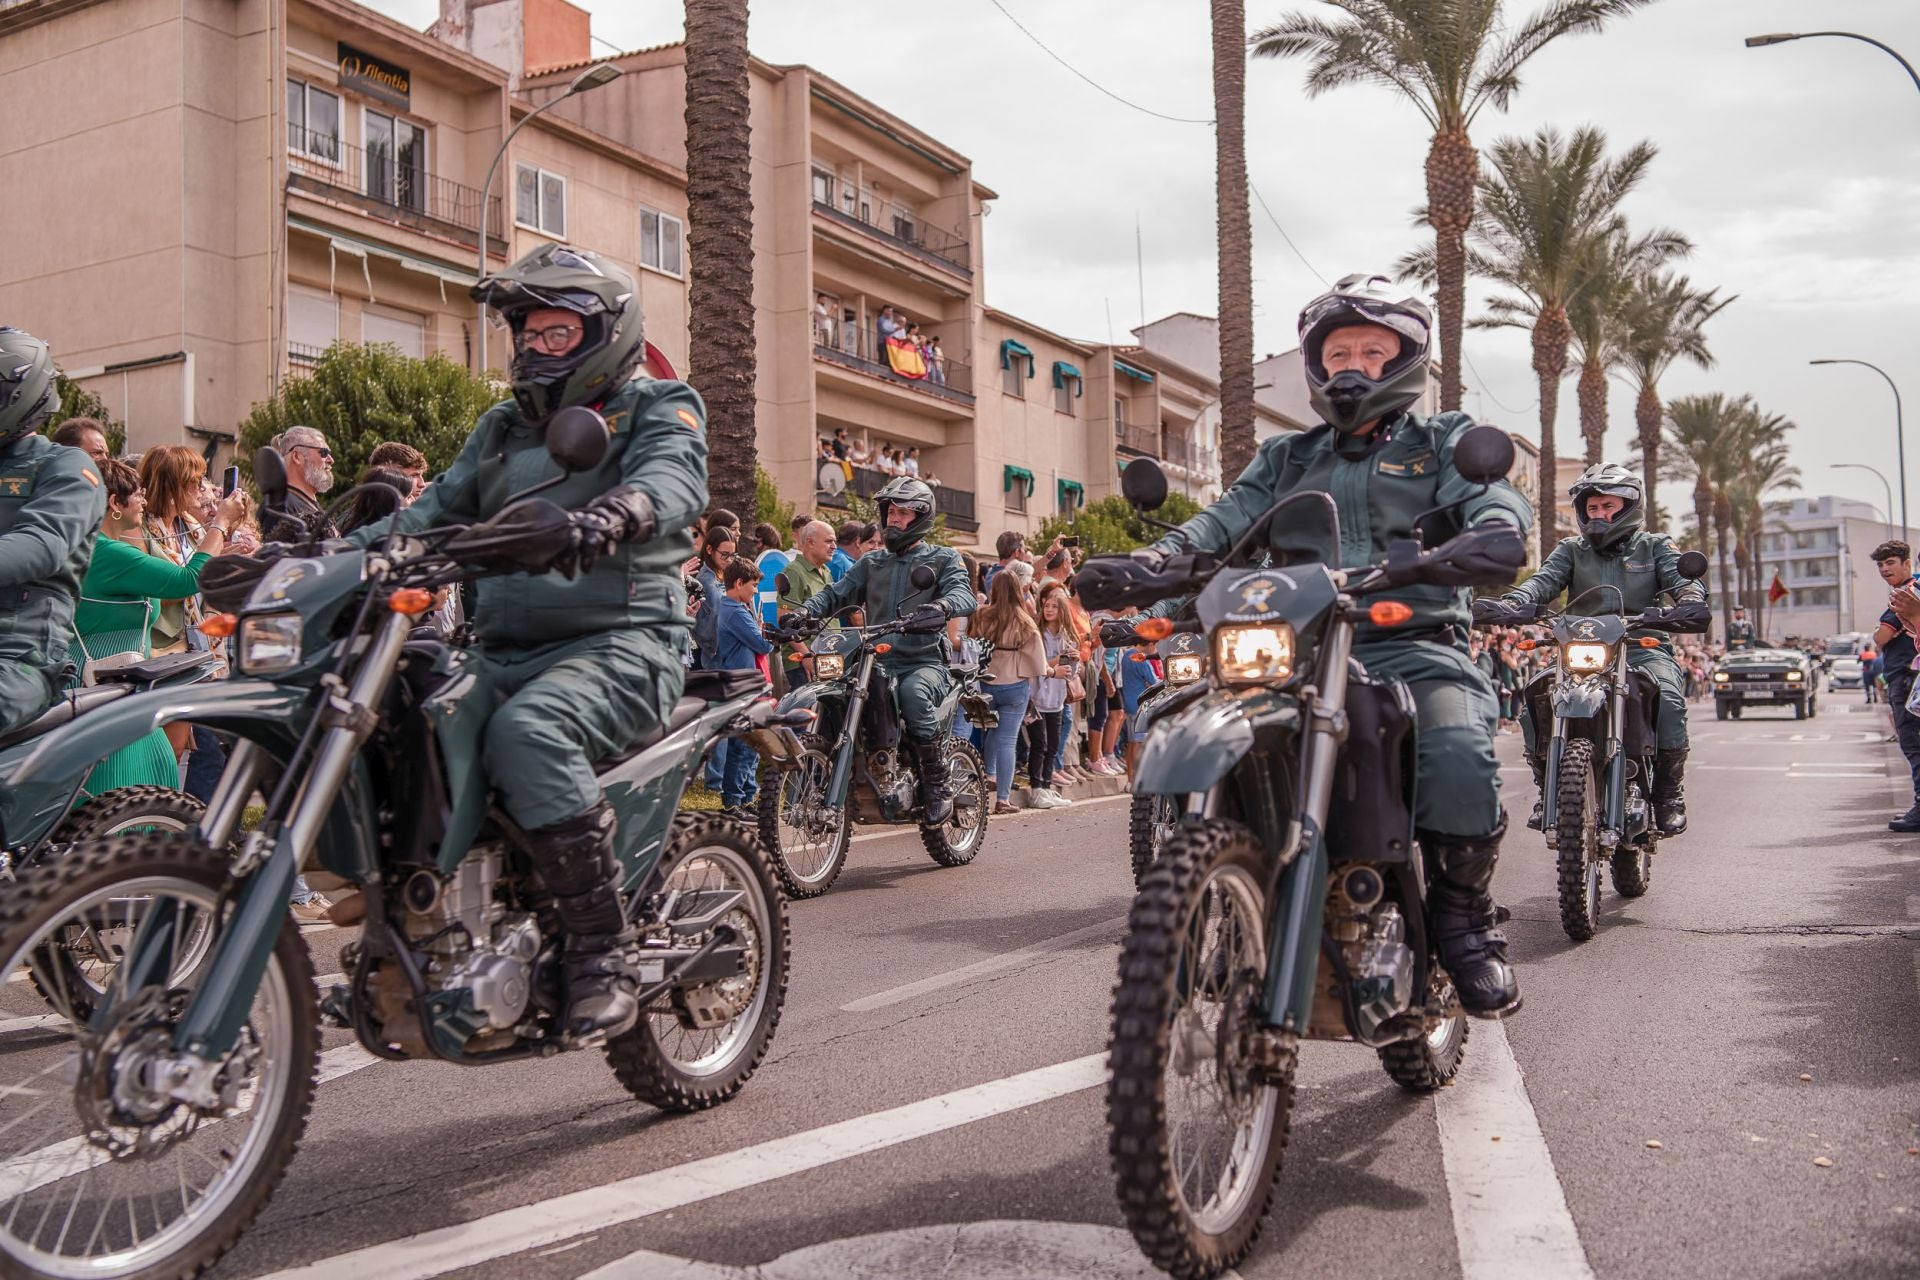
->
<box><xmin>778</xmin><ymin>520</ymin><xmax>837</xmax><ymax>682</ymax></box>
<box><xmin>1864</xmin><ymin>646</ymin><xmax>1881</xmax><ymax>705</ymax></box>
<box><xmin>260</xmin><ymin>425</ymin><xmax>338</xmax><ymax>541</ymax></box>
<box><xmin>904</xmin><ymin>447</ymin><xmax>922</xmax><ymax>478</ymax></box>
<box><xmin>1870</xmin><ymin>541</ymin><xmax>1920</xmax><ymax>831</ymax></box>
<box><xmin>713</xmin><ymin>557</ymin><xmax>773</xmax><ymax>818</ymax></box>
<box><xmin>340</xmin><ymin>466</ymin><xmax>418</xmax><ymax>535</ymax></box>
<box><xmin>848</xmin><ymin>435</ymin><xmax>874</xmax><ymax>468</ymax></box>
<box><xmin>971</xmin><ymin>572</ymin><xmax>1047</xmax><ymax>813</ymax></box>
<box><xmin>831</xmin><ymin>426</ymin><xmax>850</xmax><ymax>460</ymax></box>
<box><xmin>367</xmin><ymin>440</ymin><xmax>429</xmax><ymax>498</ymax></box>
<box><xmin>705</xmin><ymin>507</ymin><xmax>741</xmax><ymax>543</ymax></box>
<box><xmin>876</xmin><ymin>304</ymin><xmax>901</xmax><ymax>353</ymax></box>
<box><xmin>831</xmin><ymin>521</ymin><xmax>863</xmax><ymax>581</ymax></box>
<box><xmin>51</xmin><ymin>416</ymin><xmax>110</xmax><ymax>465</ymax></box>
<box><xmin>753</xmin><ymin>520</ymin><xmax>791</xmax><ymax>625</ymax></box>
<box><xmin>983</xmin><ymin>531</ymin><xmax>1027</xmax><ymax>593</ymax></box>
<box><xmin>815</xmin><ymin>293</ymin><xmax>836</xmax><ymax>347</ymax></box>
<box><xmin>691</xmin><ymin>523</ymin><xmax>737</xmax><ymax>670</ymax></box>
<box><xmin>859</xmin><ymin>522</ymin><xmax>884</xmax><ymax>556</ymax></box>
<box><xmin>789</xmin><ymin>511</ymin><xmax>813</xmax><ymax>540</ymax></box>
<box><xmin>1026</xmin><ymin>583</ymin><xmax>1081</xmax><ymax>809</ymax></box>
<box><xmin>927</xmin><ymin>336</ymin><xmax>946</xmax><ymax>386</ymax></box>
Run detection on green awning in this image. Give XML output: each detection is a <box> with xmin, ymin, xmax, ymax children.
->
<box><xmin>999</xmin><ymin>339</ymin><xmax>1036</xmax><ymax>376</ymax></box>
<box><xmin>1115</xmin><ymin>360</ymin><xmax>1155</xmax><ymax>383</ymax></box>
<box><xmin>1051</xmin><ymin>360</ymin><xmax>1083</xmax><ymax>393</ymax></box>
<box><xmin>1003</xmin><ymin>464</ymin><xmax>1036</xmax><ymax>495</ymax></box>
<box><xmin>1058</xmin><ymin>478</ymin><xmax>1085</xmax><ymax>509</ymax></box>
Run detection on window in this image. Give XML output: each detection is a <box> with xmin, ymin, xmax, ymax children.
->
<box><xmin>1114</xmin><ymin>396</ymin><xmax>1127</xmax><ymax>430</ymax></box>
<box><xmin>810</xmin><ymin>167</ymin><xmax>835</xmax><ymax>207</ymax></box>
<box><xmin>1796</xmin><ymin>586</ymin><xmax>1837</xmax><ymax>607</ymax></box>
<box><xmin>1002</xmin><ymin>360</ymin><xmax>1024</xmax><ymax>397</ymax></box>
<box><xmin>364</xmin><ymin>111</ymin><xmax>427</xmax><ymax>212</ymax></box>
<box><xmin>890</xmin><ymin>201</ymin><xmax>916</xmax><ymax>243</ymax></box>
<box><xmin>515</xmin><ymin>163</ymin><xmax>566</xmax><ymax>237</ymax></box>
<box><xmin>1004</xmin><ymin>483</ymin><xmax>1027</xmax><ymax>515</ymax></box>
<box><xmin>362</xmin><ymin>307</ymin><xmax>426</xmax><ymax>359</ymax></box>
<box><xmin>639</xmin><ymin>206</ymin><xmax>685</xmax><ymax>276</ymax></box>
<box><xmin>286</xmin><ymin>80</ymin><xmax>341</xmax><ymax>163</ymax></box>
<box><xmin>287</xmin><ymin>285</ymin><xmax>338</xmax><ymax>366</ymax></box>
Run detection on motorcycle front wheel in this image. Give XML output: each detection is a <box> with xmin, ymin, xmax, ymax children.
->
<box><xmin>0</xmin><ymin>832</ymin><xmax>318</xmax><ymax>1280</ymax></box>
<box><xmin>1108</xmin><ymin>819</ymin><xmax>1291</xmax><ymax>1280</ymax></box>
<box><xmin>757</xmin><ymin>742</ymin><xmax>850</xmax><ymax>899</ymax></box>
<box><xmin>1128</xmin><ymin>793</ymin><xmax>1183</xmax><ymax>886</ymax></box>
<box><xmin>1555</xmin><ymin>738</ymin><xmax>1604</xmax><ymax>941</ymax></box>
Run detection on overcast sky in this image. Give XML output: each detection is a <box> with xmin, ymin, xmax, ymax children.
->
<box><xmin>376</xmin><ymin>0</ymin><xmax>1920</xmax><ymax>529</ymax></box>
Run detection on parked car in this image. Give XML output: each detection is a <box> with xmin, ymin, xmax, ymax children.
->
<box><xmin>1828</xmin><ymin>656</ymin><xmax>1865</xmax><ymax>691</ymax></box>
<box><xmin>1713</xmin><ymin>647</ymin><xmax>1821</xmax><ymax>719</ymax></box>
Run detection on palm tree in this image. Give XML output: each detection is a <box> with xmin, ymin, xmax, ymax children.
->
<box><xmin>1566</xmin><ymin>227</ymin><xmax>1690</xmax><ymax>467</ymax></box>
<box><xmin>1733</xmin><ymin>427</ymin><xmax>1798</xmax><ymax>620</ymax></box>
<box><xmin>1403</xmin><ymin>125</ymin><xmax>1661</xmax><ymax>559</ymax></box>
<box><xmin>1620</xmin><ymin>273</ymin><xmax>1734</xmax><ymax>529</ymax></box>
<box><xmin>1215</xmin><ymin>0</ymin><xmax>1257</xmax><ymax>483</ymax></box>
<box><xmin>684</xmin><ymin>0</ymin><xmax>757</xmax><ymax>518</ymax></box>
<box><xmin>1664</xmin><ymin>392</ymin><xmax>1748</xmax><ymax>635</ymax></box>
<box><xmin>1251</xmin><ymin>0</ymin><xmax>1653</xmax><ymax>412</ymax></box>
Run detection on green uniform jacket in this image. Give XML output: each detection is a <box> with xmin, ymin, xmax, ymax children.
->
<box><xmin>0</xmin><ymin>435</ymin><xmax>105</xmax><ymax>675</ymax></box>
<box><xmin>795</xmin><ymin>541</ymin><xmax>975</xmax><ymax>661</ymax></box>
<box><xmin>1502</xmin><ymin>530</ymin><xmax>1707</xmax><ymax>652</ymax></box>
<box><xmin>357</xmin><ymin>377</ymin><xmax>708</xmax><ymax>648</ymax></box>
<box><xmin>1155</xmin><ymin>411</ymin><xmax>1532</xmax><ymax>644</ymax></box>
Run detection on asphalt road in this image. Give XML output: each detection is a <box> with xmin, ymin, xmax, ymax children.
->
<box><xmin>2</xmin><ymin>691</ymin><xmax>1915</xmax><ymax>1279</ymax></box>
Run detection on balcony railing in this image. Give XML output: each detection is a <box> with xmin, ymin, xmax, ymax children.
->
<box><xmin>1115</xmin><ymin>422</ymin><xmax>1160</xmax><ymax>456</ymax></box>
<box><xmin>287</xmin><ymin>126</ymin><xmax>504</xmax><ymax>251</ymax></box>
<box><xmin>810</xmin><ymin>180</ymin><xmax>971</xmax><ymax>275</ymax></box>
<box><xmin>814</xmin><ymin>325</ymin><xmax>974</xmax><ymax>406</ymax></box>
<box><xmin>1115</xmin><ymin>421</ymin><xmax>1217</xmax><ymax>477</ymax></box>
<box><xmin>815</xmin><ymin>462</ymin><xmax>977</xmax><ymax>531</ymax></box>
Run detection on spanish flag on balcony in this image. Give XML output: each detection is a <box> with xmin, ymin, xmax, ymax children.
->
<box><xmin>885</xmin><ymin>335</ymin><xmax>927</xmax><ymax>380</ymax></box>
<box><xmin>1768</xmin><ymin>571</ymin><xmax>1789</xmax><ymax>604</ymax></box>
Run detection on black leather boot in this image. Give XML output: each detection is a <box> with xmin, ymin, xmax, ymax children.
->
<box><xmin>914</xmin><ymin>739</ymin><xmax>954</xmax><ymax>825</ymax></box>
<box><xmin>528</xmin><ymin>801</ymin><xmax>642</xmax><ymax>1042</ymax></box>
<box><xmin>1525</xmin><ymin>756</ymin><xmax>1546</xmax><ymax>830</ymax></box>
<box><xmin>1424</xmin><ymin>817</ymin><xmax>1522</xmax><ymax>1019</ymax></box>
<box><xmin>1653</xmin><ymin>749</ymin><xmax>1688</xmax><ymax>836</ymax></box>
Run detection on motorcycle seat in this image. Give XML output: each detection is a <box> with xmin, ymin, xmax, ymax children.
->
<box><xmin>0</xmin><ymin>685</ymin><xmax>133</xmax><ymax>750</ymax></box>
<box><xmin>595</xmin><ymin>667</ymin><xmax>766</xmax><ymax>770</ymax></box>
<box><xmin>90</xmin><ymin>650</ymin><xmax>218</xmax><ymax>685</ymax></box>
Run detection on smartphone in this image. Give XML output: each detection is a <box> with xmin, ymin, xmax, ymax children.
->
<box><xmin>1060</xmin><ymin>536</ymin><xmax>1080</xmax><ymax>548</ymax></box>
<box><xmin>221</xmin><ymin>465</ymin><xmax>240</xmax><ymax>497</ymax></box>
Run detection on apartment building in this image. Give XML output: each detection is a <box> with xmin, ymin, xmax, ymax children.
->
<box><xmin>1730</xmin><ymin>496</ymin><xmax>1902</xmax><ymax>640</ymax></box>
<box><xmin>0</xmin><ymin>0</ymin><xmax>689</xmax><ymax>459</ymax></box>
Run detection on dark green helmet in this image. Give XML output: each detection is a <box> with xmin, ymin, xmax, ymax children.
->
<box><xmin>1298</xmin><ymin>273</ymin><xmax>1432</xmax><ymax>434</ymax></box>
<box><xmin>0</xmin><ymin>328</ymin><xmax>59</xmax><ymax>449</ymax></box>
<box><xmin>1569</xmin><ymin>462</ymin><xmax>1644</xmax><ymax>552</ymax></box>
<box><xmin>876</xmin><ymin>476</ymin><xmax>936</xmax><ymax>552</ymax></box>
<box><xmin>472</xmin><ymin>243</ymin><xmax>646</xmax><ymax>422</ymax></box>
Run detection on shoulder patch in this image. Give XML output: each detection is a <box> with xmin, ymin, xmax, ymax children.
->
<box><xmin>81</xmin><ymin>468</ymin><xmax>99</xmax><ymax>487</ymax></box>
<box><xmin>674</xmin><ymin>408</ymin><xmax>702</xmax><ymax>432</ymax></box>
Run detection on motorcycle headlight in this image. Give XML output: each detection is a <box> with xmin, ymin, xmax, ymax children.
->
<box><xmin>237</xmin><ymin>614</ymin><xmax>303</xmax><ymax>674</ymax></box>
<box><xmin>1563</xmin><ymin>642</ymin><xmax>1612</xmax><ymax>674</ymax></box>
<box><xmin>1712</xmin><ymin>671</ymin><xmax>1730</xmax><ymax>683</ymax></box>
<box><xmin>1165</xmin><ymin>655</ymin><xmax>1205</xmax><ymax>684</ymax></box>
<box><xmin>813</xmin><ymin>653</ymin><xmax>846</xmax><ymax>681</ymax></box>
<box><xmin>1212</xmin><ymin>623</ymin><xmax>1294</xmax><ymax>686</ymax></box>
<box><xmin>1785</xmin><ymin>670</ymin><xmax>1803</xmax><ymax>682</ymax></box>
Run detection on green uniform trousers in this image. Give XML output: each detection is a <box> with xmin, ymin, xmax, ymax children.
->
<box><xmin>1355</xmin><ymin>638</ymin><xmax>1503</xmax><ymax>839</ymax></box>
<box><xmin>477</xmin><ymin>629</ymin><xmax>684</xmax><ymax>830</ymax></box>
<box><xmin>0</xmin><ymin>661</ymin><xmax>58</xmax><ymax>736</ymax></box>
<box><xmin>1518</xmin><ymin>647</ymin><xmax>1689</xmax><ymax>757</ymax></box>
<box><xmin>884</xmin><ymin>656</ymin><xmax>952</xmax><ymax>743</ymax></box>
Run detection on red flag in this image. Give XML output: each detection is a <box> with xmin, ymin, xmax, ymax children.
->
<box><xmin>1767</xmin><ymin>571</ymin><xmax>1789</xmax><ymax>604</ymax></box>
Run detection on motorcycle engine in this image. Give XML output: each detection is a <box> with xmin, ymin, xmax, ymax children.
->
<box><xmin>1319</xmin><ymin>866</ymin><xmax>1417</xmax><ymax>1043</ymax></box>
<box><xmin>869</xmin><ymin>749</ymin><xmax>918</xmax><ymax>810</ymax></box>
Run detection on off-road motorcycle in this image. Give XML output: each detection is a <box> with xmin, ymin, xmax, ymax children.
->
<box><xmin>1475</xmin><ymin>567</ymin><xmax>1708</xmax><ymax>941</ymax></box>
<box><xmin>755</xmin><ymin>604</ymin><xmax>992</xmax><ymax>898</ymax></box>
<box><xmin>1098</xmin><ymin>615</ymin><xmax>1209</xmax><ymax>884</ymax></box>
<box><xmin>1080</xmin><ymin>427</ymin><xmax>1523</xmax><ymax>1279</ymax></box>
<box><xmin>0</xmin><ymin>410</ymin><xmax>800</xmax><ymax>1280</ymax></box>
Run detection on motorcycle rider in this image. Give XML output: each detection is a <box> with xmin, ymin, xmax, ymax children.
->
<box><xmin>345</xmin><ymin>243</ymin><xmax>706</xmax><ymax>1042</ymax></box>
<box><xmin>0</xmin><ymin>327</ymin><xmax>107</xmax><ymax>736</ymax></box>
<box><xmin>1727</xmin><ymin>606</ymin><xmax>1756</xmax><ymax>651</ymax></box>
<box><xmin>1483</xmin><ymin>463</ymin><xmax>1708</xmax><ymax>836</ymax></box>
<box><xmin>779</xmin><ymin>476</ymin><xmax>976</xmax><ymax>823</ymax></box>
<box><xmin>1077</xmin><ymin>274</ymin><xmax>1531</xmax><ymax>1018</ymax></box>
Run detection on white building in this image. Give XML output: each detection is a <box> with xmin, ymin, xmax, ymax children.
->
<box><xmin>1736</xmin><ymin>496</ymin><xmax>1905</xmax><ymax>641</ymax></box>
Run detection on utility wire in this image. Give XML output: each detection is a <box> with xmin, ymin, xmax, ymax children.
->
<box><xmin>1248</xmin><ymin>181</ymin><xmax>1328</xmax><ymax>285</ymax></box>
<box><xmin>1462</xmin><ymin>351</ymin><xmax>1538</xmax><ymax>415</ymax></box>
<box><xmin>984</xmin><ymin>0</ymin><xmax>1215</xmax><ymax>125</ymax></box>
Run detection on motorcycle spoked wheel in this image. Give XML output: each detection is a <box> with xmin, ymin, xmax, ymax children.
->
<box><xmin>1128</xmin><ymin>794</ymin><xmax>1183</xmax><ymax>887</ymax></box>
<box><xmin>1555</xmin><ymin>739</ymin><xmax>1604</xmax><ymax>941</ymax></box>
<box><xmin>1109</xmin><ymin>819</ymin><xmax>1291</xmax><ymax>1280</ymax></box>
<box><xmin>32</xmin><ymin>788</ymin><xmax>218</xmax><ymax>1025</ymax></box>
<box><xmin>756</xmin><ymin>741</ymin><xmax>851</xmax><ymax>899</ymax></box>
<box><xmin>1377</xmin><ymin>975</ymin><xmax>1470</xmax><ymax>1093</ymax></box>
<box><xmin>607</xmin><ymin>814</ymin><xmax>788</xmax><ymax>1113</ymax></box>
<box><xmin>0</xmin><ymin>832</ymin><xmax>318</xmax><ymax>1280</ymax></box>
<box><xmin>920</xmin><ymin>740</ymin><xmax>988</xmax><ymax>868</ymax></box>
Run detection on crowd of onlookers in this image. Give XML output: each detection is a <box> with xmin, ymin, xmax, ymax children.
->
<box><xmin>814</xmin><ymin>296</ymin><xmax>950</xmax><ymax>388</ymax></box>
<box><xmin>817</xmin><ymin>427</ymin><xmax>943</xmax><ymax>487</ymax></box>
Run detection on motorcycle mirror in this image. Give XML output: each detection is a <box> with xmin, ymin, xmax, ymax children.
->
<box><xmin>776</xmin><ymin>572</ymin><xmax>791</xmax><ymax>596</ymax></box>
<box><xmin>910</xmin><ymin>564</ymin><xmax>937</xmax><ymax>590</ymax></box>
<box><xmin>1451</xmin><ymin>425</ymin><xmax>1514</xmax><ymax>485</ymax></box>
<box><xmin>1120</xmin><ymin>458</ymin><xmax>1169</xmax><ymax>512</ymax></box>
<box><xmin>1676</xmin><ymin>550</ymin><xmax>1709</xmax><ymax>581</ymax></box>
<box><xmin>545</xmin><ymin>406</ymin><xmax>611</xmax><ymax>473</ymax></box>
<box><xmin>253</xmin><ymin>445</ymin><xmax>288</xmax><ymax>495</ymax></box>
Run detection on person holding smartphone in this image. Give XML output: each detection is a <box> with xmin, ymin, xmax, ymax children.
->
<box><xmin>1871</xmin><ymin>540</ymin><xmax>1920</xmax><ymax>831</ymax></box>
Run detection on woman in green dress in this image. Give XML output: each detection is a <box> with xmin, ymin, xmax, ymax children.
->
<box><xmin>72</xmin><ymin>458</ymin><xmax>248</xmax><ymax>793</ymax></box>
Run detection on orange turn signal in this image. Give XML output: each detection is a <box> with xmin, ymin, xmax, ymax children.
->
<box><xmin>1368</xmin><ymin>601</ymin><xmax>1414</xmax><ymax>627</ymax></box>
<box><xmin>1638</xmin><ymin>635</ymin><xmax>1661</xmax><ymax>648</ymax></box>
<box><xmin>874</xmin><ymin>643</ymin><xmax>892</xmax><ymax>655</ymax></box>
<box><xmin>1135</xmin><ymin>617</ymin><xmax>1174</xmax><ymax>641</ymax></box>
<box><xmin>389</xmin><ymin>588</ymin><xmax>434</xmax><ymax>616</ymax></box>
<box><xmin>199</xmin><ymin>612</ymin><xmax>238</xmax><ymax>638</ymax></box>
<box><xmin>1516</xmin><ymin>638</ymin><xmax>1537</xmax><ymax>651</ymax></box>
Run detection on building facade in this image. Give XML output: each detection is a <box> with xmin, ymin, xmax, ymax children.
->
<box><xmin>1728</xmin><ymin>496</ymin><xmax>1904</xmax><ymax>642</ymax></box>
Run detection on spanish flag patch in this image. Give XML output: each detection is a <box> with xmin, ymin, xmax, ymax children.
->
<box><xmin>81</xmin><ymin>468</ymin><xmax>99</xmax><ymax>487</ymax></box>
<box><xmin>675</xmin><ymin>408</ymin><xmax>701</xmax><ymax>432</ymax></box>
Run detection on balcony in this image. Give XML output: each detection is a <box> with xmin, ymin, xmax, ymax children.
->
<box><xmin>814</xmin><ymin>325</ymin><xmax>974</xmax><ymax>406</ymax></box>
<box><xmin>815</xmin><ymin>463</ymin><xmax>977</xmax><ymax>532</ymax></box>
<box><xmin>1115</xmin><ymin>420</ymin><xmax>1216</xmax><ymax>478</ymax></box>
<box><xmin>287</xmin><ymin>126</ymin><xmax>505</xmax><ymax>255</ymax></box>
<box><xmin>810</xmin><ymin>181</ymin><xmax>971</xmax><ymax>277</ymax></box>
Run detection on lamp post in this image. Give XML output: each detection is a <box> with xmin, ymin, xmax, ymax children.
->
<box><xmin>1744</xmin><ymin>31</ymin><xmax>1920</xmax><ymax>94</ymax></box>
<box><xmin>472</xmin><ymin>63</ymin><xmax>624</xmax><ymax>372</ymax></box>
<box><xmin>1832</xmin><ymin>463</ymin><xmax>1895</xmax><ymax>633</ymax></box>
<box><xmin>1830</xmin><ymin>463</ymin><xmax>1894</xmax><ymax>528</ymax></box>
<box><xmin>1811</xmin><ymin>359</ymin><xmax>1906</xmax><ymax>544</ymax></box>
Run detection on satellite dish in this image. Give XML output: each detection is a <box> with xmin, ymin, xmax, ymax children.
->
<box><xmin>817</xmin><ymin>461</ymin><xmax>848</xmax><ymax>496</ymax></box>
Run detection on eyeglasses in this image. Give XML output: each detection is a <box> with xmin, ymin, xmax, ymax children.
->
<box><xmin>517</xmin><ymin>324</ymin><xmax>583</xmax><ymax>354</ymax></box>
<box><xmin>294</xmin><ymin>445</ymin><xmax>333</xmax><ymax>460</ymax></box>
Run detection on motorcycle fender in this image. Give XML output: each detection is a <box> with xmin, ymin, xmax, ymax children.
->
<box><xmin>1134</xmin><ymin>687</ymin><xmax>1300</xmax><ymax>797</ymax></box>
<box><xmin>601</xmin><ymin>690</ymin><xmax>764</xmax><ymax>893</ymax></box>
<box><xmin>775</xmin><ymin>681</ymin><xmax>841</xmax><ymax>727</ymax></box>
<box><xmin>1552</xmin><ymin>680</ymin><xmax>1608</xmax><ymax>720</ymax></box>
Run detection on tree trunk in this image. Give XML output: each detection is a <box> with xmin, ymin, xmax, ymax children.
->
<box><xmin>1693</xmin><ymin>476</ymin><xmax>1716</xmax><ymax>628</ymax></box>
<box><xmin>1714</xmin><ymin>493</ymin><xmax>1733</xmax><ymax>640</ymax></box>
<box><xmin>684</xmin><ymin>0</ymin><xmax>757</xmax><ymax>520</ymax></box>
<box><xmin>1425</xmin><ymin>127</ymin><xmax>1477</xmax><ymax>414</ymax></box>
<box><xmin>1212</xmin><ymin>0</ymin><xmax>1257</xmax><ymax>484</ymax></box>
<box><xmin>1576</xmin><ymin>357</ymin><xmax>1607</xmax><ymax>467</ymax></box>
<box><xmin>1635</xmin><ymin>382</ymin><xmax>1663</xmax><ymax>532</ymax></box>
<box><xmin>1531</xmin><ymin>305</ymin><xmax>1571</xmax><ymax>561</ymax></box>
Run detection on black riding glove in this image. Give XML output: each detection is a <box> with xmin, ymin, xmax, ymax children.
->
<box><xmin>1472</xmin><ymin>597</ymin><xmax>1534</xmax><ymax>625</ymax></box>
<box><xmin>1647</xmin><ymin>601</ymin><xmax>1712</xmax><ymax>633</ymax></box>
<box><xmin>565</xmin><ymin>486</ymin><xmax>658</xmax><ymax>575</ymax></box>
<box><xmin>1420</xmin><ymin>525</ymin><xmax>1528</xmax><ymax>588</ymax></box>
<box><xmin>1074</xmin><ymin>549</ymin><xmax>1168</xmax><ymax>610</ymax></box>
<box><xmin>1098</xmin><ymin>618</ymin><xmax>1143</xmax><ymax>647</ymax></box>
<box><xmin>903</xmin><ymin>603</ymin><xmax>948</xmax><ymax>635</ymax></box>
<box><xmin>446</xmin><ymin>498</ymin><xmax>578</xmax><ymax>577</ymax></box>
<box><xmin>776</xmin><ymin>611</ymin><xmax>820</xmax><ymax>639</ymax></box>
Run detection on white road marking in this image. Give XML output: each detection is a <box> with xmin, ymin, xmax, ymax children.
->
<box><xmin>838</xmin><ymin>792</ymin><xmax>1129</xmax><ymax>846</ymax></box>
<box><xmin>841</xmin><ymin>916</ymin><xmax>1126</xmax><ymax>1012</ymax></box>
<box><xmin>1434</xmin><ymin>1020</ymin><xmax>1594</xmax><ymax>1280</ymax></box>
<box><xmin>259</xmin><ymin>1053</ymin><xmax>1111</xmax><ymax>1280</ymax></box>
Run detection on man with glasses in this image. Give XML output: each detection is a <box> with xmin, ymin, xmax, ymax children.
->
<box><xmin>261</xmin><ymin>424</ymin><xmax>339</xmax><ymax>540</ymax></box>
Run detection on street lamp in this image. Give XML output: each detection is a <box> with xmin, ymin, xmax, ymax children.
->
<box><xmin>1811</xmin><ymin>359</ymin><xmax>1907</xmax><ymax>544</ymax></box>
<box><xmin>1744</xmin><ymin>31</ymin><xmax>1920</xmax><ymax>94</ymax></box>
<box><xmin>1830</xmin><ymin>463</ymin><xmax>1894</xmax><ymax>527</ymax></box>
<box><xmin>472</xmin><ymin>63</ymin><xmax>624</xmax><ymax>371</ymax></box>
<box><xmin>1831</xmin><ymin>463</ymin><xmax>1895</xmax><ymax>637</ymax></box>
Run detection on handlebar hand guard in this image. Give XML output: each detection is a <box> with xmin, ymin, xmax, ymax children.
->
<box><xmin>443</xmin><ymin>498</ymin><xmax>577</xmax><ymax>578</ymax></box>
<box><xmin>1385</xmin><ymin>526</ymin><xmax>1527</xmax><ymax>590</ymax></box>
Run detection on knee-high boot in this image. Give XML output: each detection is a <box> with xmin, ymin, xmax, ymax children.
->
<box><xmin>528</xmin><ymin>800</ymin><xmax>641</xmax><ymax>1041</ymax></box>
<box><xmin>1423</xmin><ymin>815</ymin><xmax>1522</xmax><ymax>1019</ymax></box>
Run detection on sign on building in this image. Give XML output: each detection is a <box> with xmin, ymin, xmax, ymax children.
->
<box><xmin>337</xmin><ymin>43</ymin><xmax>410</xmax><ymax>112</ymax></box>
